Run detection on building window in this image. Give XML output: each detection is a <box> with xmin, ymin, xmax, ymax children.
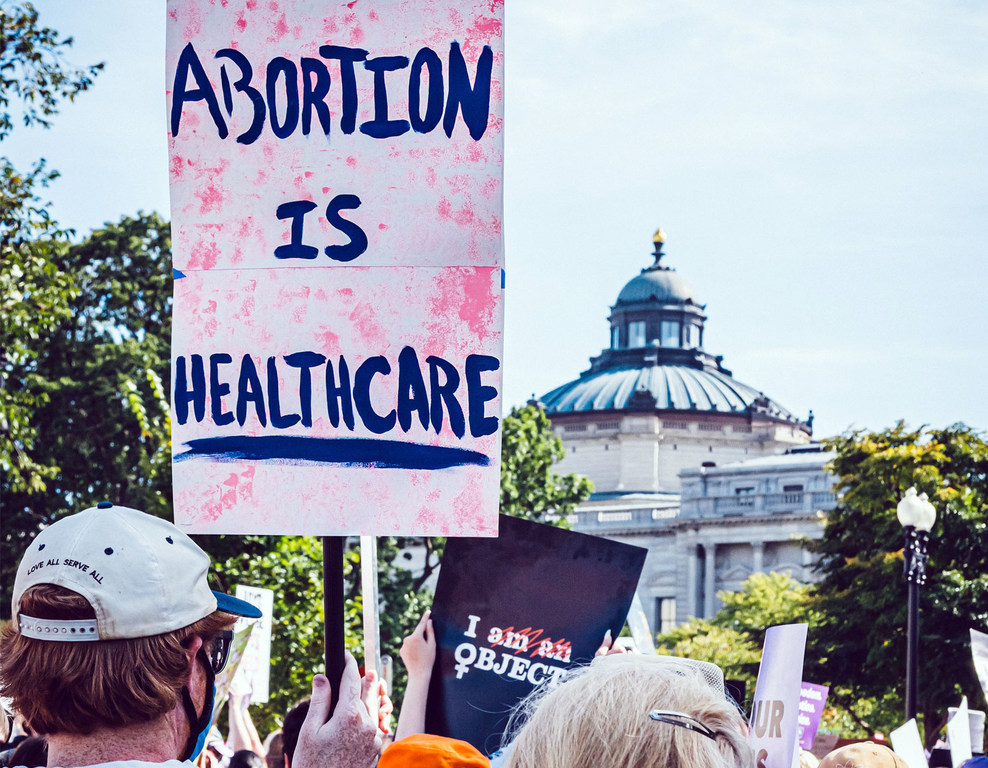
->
<box><xmin>685</xmin><ymin>323</ymin><xmax>701</xmax><ymax>348</ymax></box>
<box><xmin>611</xmin><ymin>325</ymin><xmax>620</xmax><ymax>349</ymax></box>
<box><xmin>783</xmin><ymin>484</ymin><xmax>804</xmax><ymax>504</ymax></box>
<box><xmin>656</xmin><ymin>597</ymin><xmax>677</xmax><ymax>634</ymax></box>
<box><xmin>628</xmin><ymin>321</ymin><xmax>646</xmax><ymax>348</ymax></box>
<box><xmin>660</xmin><ymin>320</ymin><xmax>680</xmax><ymax>347</ymax></box>
<box><xmin>735</xmin><ymin>487</ymin><xmax>755</xmax><ymax>507</ymax></box>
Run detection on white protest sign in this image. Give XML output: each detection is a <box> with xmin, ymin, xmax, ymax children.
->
<box><xmin>948</xmin><ymin>697</ymin><xmax>973</xmax><ymax>768</ymax></box>
<box><xmin>232</xmin><ymin>585</ymin><xmax>274</xmax><ymax>702</ymax></box>
<box><xmin>749</xmin><ymin>624</ymin><xmax>808</xmax><ymax>768</ymax></box>
<box><xmin>166</xmin><ymin>0</ymin><xmax>504</xmax><ymax>535</ymax></box>
<box><xmin>971</xmin><ymin>629</ymin><xmax>988</xmax><ymax>703</ymax></box>
<box><xmin>891</xmin><ymin>719</ymin><xmax>929</xmax><ymax>768</ymax></box>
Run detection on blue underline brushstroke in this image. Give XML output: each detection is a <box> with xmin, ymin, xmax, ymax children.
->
<box><xmin>173</xmin><ymin>435</ymin><xmax>490</xmax><ymax>469</ymax></box>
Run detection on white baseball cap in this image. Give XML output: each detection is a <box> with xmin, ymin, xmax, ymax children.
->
<box><xmin>12</xmin><ymin>503</ymin><xmax>261</xmax><ymax>641</ymax></box>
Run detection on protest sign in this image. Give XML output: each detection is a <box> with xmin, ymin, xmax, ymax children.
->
<box><xmin>797</xmin><ymin>682</ymin><xmax>829</xmax><ymax>750</ymax></box>
<box><xmin>626</xmin><ymin>591</ymin><xmax>656</xmax><ymax>654</ymax></box>
<box><xmin>947</xmin><ymin>697</ymin><xmax>973</xmax><ymax>768</ymax></box>
<box><xmin>891</xmin><ymin>719</ymin><xmax>929</xmax><ymax>768</ymax></box>
<box><xmin>232</xmin><ymin>585</ymin><xmax>274</xmax><ymax>702</ymax></box>
<box><xmin>748</xmin><ymin>623</ymin><xmax>808</xmax><ymax>768</ymax></box>
<box><xmin>166</xmin><ymin>0</ymin><xmax>504</xmax><ymax>536</ymax></box>
<box><xmin>971</xmin><ymin>629</ymin><xmax>988</xmax><ymax>704</ymax></box>
<box><xmin>213</xmin><ymin>618</ymin><xmax>256</xmax><ymax>721</ymax></box>
<box><xmin>425</xmin><ymin>514</ymin><xmax>647</xmax><ymax>754</ymax></box>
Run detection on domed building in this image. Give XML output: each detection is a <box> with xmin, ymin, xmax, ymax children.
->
<box><xmin>539</xmin><ymin>230</ymin><xmax>834</xmax><ymax>631</ymax></box>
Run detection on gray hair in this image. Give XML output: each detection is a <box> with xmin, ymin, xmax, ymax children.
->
<box><xmin>503</xmin><ymin>654</ymin><xmax>753</xmax><ymax>768</ymax></box>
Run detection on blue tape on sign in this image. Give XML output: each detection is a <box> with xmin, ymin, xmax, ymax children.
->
<box><xmin>174</xmin><ymin>435</ymin><xmax>490</xmax><ymax>469</ymax></box>
<box><xmin>501</xmin><ymin>268</ymin><xmax>505</xmax><ymax>290</ymax></box>
<box><xmin>173</xmin><ymin>268</ymin><xmax>186</xmax><ymax>279</ymax></box>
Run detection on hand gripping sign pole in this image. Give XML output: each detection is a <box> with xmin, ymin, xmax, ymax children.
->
<box><xmin>323</xmin><ymin>537</ymin><xmax>346</xmax><ymax>715</ymax></box>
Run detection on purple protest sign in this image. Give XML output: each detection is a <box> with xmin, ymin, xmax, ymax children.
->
<box><xmin>749</xmin><ymin>623</ymin><xmax>808</xmax><ymax>768</ymax></box>
<box><xmin>797</xmin><ymin>682</ymin><xmax>829</xmax><ymax>750</ymax></box>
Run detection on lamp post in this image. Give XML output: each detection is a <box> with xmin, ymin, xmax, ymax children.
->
<box><xmin>897</xmin><ymin>486</ymin><xmax>937</xmax><ymax>723</ymax></box>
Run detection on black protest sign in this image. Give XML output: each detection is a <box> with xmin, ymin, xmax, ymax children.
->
<box><xmin>424</xmin><ymin>514</ymin><xmax>647</xmax><ymax>754</ymax></box>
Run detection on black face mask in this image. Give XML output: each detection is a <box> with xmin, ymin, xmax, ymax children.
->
<box><xmin>180</xmin><ymin>649</ymin><xmax>216</xmax><ymax>762</ymax></box>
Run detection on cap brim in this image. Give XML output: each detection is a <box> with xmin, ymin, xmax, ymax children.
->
<box><xmin>213</xmin><ymin>590</ymin><xmax>263</xmax><ymax>619</ymax></box>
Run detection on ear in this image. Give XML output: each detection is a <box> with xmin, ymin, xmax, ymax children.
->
<box><xmin>185</xmin><ymin>635</ymin><xmax>204</xmax><ymax>686</ymax></box>
<box><xmin>283</xmin><ymin>752</ymin><xmax>291</xmax><ymax>768</ymax></box>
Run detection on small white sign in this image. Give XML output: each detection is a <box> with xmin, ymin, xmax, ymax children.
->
<box><xmin>234</xmin><ymin>585</ymin><xmax>275</xmax><ymax>702</ymax></box>
<box><xmin>748</xmin><ymin>624</ymin><xmax>809</xmax><ymax>768</ymax></box>
<box><xmin>948</xmin><ymin>697</ymin><xmax>973</xmax><ymax>768</ymax></box>
<box><xmin>890</xmin><ymin>719</ymin><xmax>928</xmax><ymax>768</ymax></box>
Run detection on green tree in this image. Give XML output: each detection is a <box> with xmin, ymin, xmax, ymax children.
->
<box><xmin>657</xmin><ymin>572</ymin><xmax>813</xmax><ymax>695</ymax></box>
<box><xmin>656</xmin><ymin>571</ymin><xmax>874</xmax><ymax>738</ymax></box>
<box><xmin>1</xmin><ymin>2</ymin><xmax>103</xmax><ymax>137</ymax></box>
<box><xmin>2</xmin><ymin>213</ymin><xmax>174</xmax><ymax>614</ymax></box>
<box><xmin>1</xmin><ymin>1</ymin><xmax>103</xmax><ymax>495</ymax></box>
<box><xmin>810</xmin><ymin>423</ymin><xmax>988</xmax><ymax>745</ymax></box>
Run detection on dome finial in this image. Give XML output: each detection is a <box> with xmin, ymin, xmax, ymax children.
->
<box><xmin>650</xmin><ymin>228</ymin><xmax>667</xmax><ymax>269</ymax></box>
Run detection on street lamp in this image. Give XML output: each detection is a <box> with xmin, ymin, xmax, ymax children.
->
<box><xmin>897</xmin><ymin>486</ymin><xmax>937</xmax><ymax>722</ymax></box>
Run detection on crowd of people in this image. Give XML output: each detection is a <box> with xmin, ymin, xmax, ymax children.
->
<box><xmin>0</xmin><ymin>503</ymin><xmax>983</xmax><ymax>768</ymax></box>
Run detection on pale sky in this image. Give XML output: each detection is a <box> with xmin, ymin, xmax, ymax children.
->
<box><xmin>6</xmin><ymin>0</ymin><xmax>987</xmax><ymax>440</ymax></box>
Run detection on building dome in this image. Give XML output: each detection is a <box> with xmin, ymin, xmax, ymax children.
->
<box><xmin>540</xmin><ymin>229</ymin><xmax>810</xmax><ymax>432</ymax></box>
<box><xmin>616</xmin><ymin>269</ymin><xmax>698</xmax><ymax>305</ymax></box>
<box><xmin>541</xmin><ymin>364</ymin><xmax>798</xmax><ymax>420</ymax></box>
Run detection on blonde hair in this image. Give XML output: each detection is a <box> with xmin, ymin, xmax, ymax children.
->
<box><xmin>0</xmin><ymin>584</ymin><xmax>233</xmax><ymax>735</ymax></box>
<box><xmin>504</xmin><ymin>654</ymin><xmax>753</xmax><ymax>768</ymax></box>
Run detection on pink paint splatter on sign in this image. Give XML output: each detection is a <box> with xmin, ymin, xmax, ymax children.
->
<box><xmin>197</xmin><ymin>184</ymin><xmax>224</xmax><ymax>215</ymax></box>
<box><xmin>169</xmin><ymin>155</ymin><xmax>185</xmax><ymax>180</ymax></box>
<box><xmin>378</xmin><ymin>223</ymin><xmax>388</xmax><ymax>230</ymax></box>
<box><xmin>349</xmin><ymin>302</ymin><xmax>386</xmax><ymax>348</ymax></box>
<box><xmin>437</xmin><ymin>197</ymin><xmax>452</xmax><ymax>219</ymax></box>
<box><xmin>454</xmin><ymin>202</ymin><xmax>475</xmax><ymax>227</ymax></box>
<box><xmin>315</xmin><ymin>328</ymin><xmax>340</xmax><ymax>350</ymax></box>
<box><xmin>470</xmin><ymin>15</ymin><xmax>503</xmax><ymax>38</ymax></box>
<box><xmin>189</xmin><ymin>238</ymin><xmax>220</xmax><ymax>270</ymax></box>
<box><xmin>235</xmin><ymin>12</ymin><xmax>247</xmax><ymax>32</ymax></box>
<box><xmin>459</xmin><ymin>270</ymin><xmax>495</xmax><ymax>340</ymax></box>
<box><xmin>346</xmin><ymin>156</ymin><xmax>358</xmax><ymax>168</ymax></box>
<box><xmin>268</xmin><ymin>14</ymin><xmax>288</xmax><ymax>43</ymax></box>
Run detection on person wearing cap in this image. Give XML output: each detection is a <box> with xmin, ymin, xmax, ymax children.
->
<box><xmin>0</xmin><ymin>503</ymin><xmax>381</xmax><ymax>768</ymax></box>
<box><xmin>817</xmin><ymin>742</ymin><xmax>908</xmax><ymax>768</ymax></box>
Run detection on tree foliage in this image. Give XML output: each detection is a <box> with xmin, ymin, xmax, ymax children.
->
<box><xmin>657</xmin><ymin>572</ymin><xmax>813</xmax><ymax>696</ymax></box>
<box><xmin>499</xmin><ymin>403</ymin><xmax>594</xmax><ymax>524</ymax></box>
<box><xmin>1</xmin><ymin>213</ymin><xmax>174</xmax><ymax>613</ymax></box>
<box><xmin>0</xmin><ymin>1</ymin><xmax>103</xmax><ymax>139</ymax></box>
<box><xmin>1</xmin><ymin>1</ymin><xmax>103</xmax><ymax>494</ymax></box>
<box><xmin>656</xmin><ymin>572</ymin><xmax>873</xmax><ymax>738</ymax></box>
<box><xmin>809</xmin><ymin>422</ymin><xmax>988</xmax><ymax>744</ymax></box>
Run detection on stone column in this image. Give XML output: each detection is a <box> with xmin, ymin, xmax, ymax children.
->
<box><xmin>703</xmin><ymin>542</ymin><xmax>716</xmax><ymax>618</ymax></box>
<box><xmin>802</xmin><ymin>547</ymin><xmax>813</xmax><ymax>581</ymax></box>
<box><xmin>685</xmin><ymin>538</ymin><xmax>698</xmax><ymax>620</ymax></box>
<box><xmin>752</xmin><ymin>541</ymin><xmax>764</xmax><ymax>574</ymax></box>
